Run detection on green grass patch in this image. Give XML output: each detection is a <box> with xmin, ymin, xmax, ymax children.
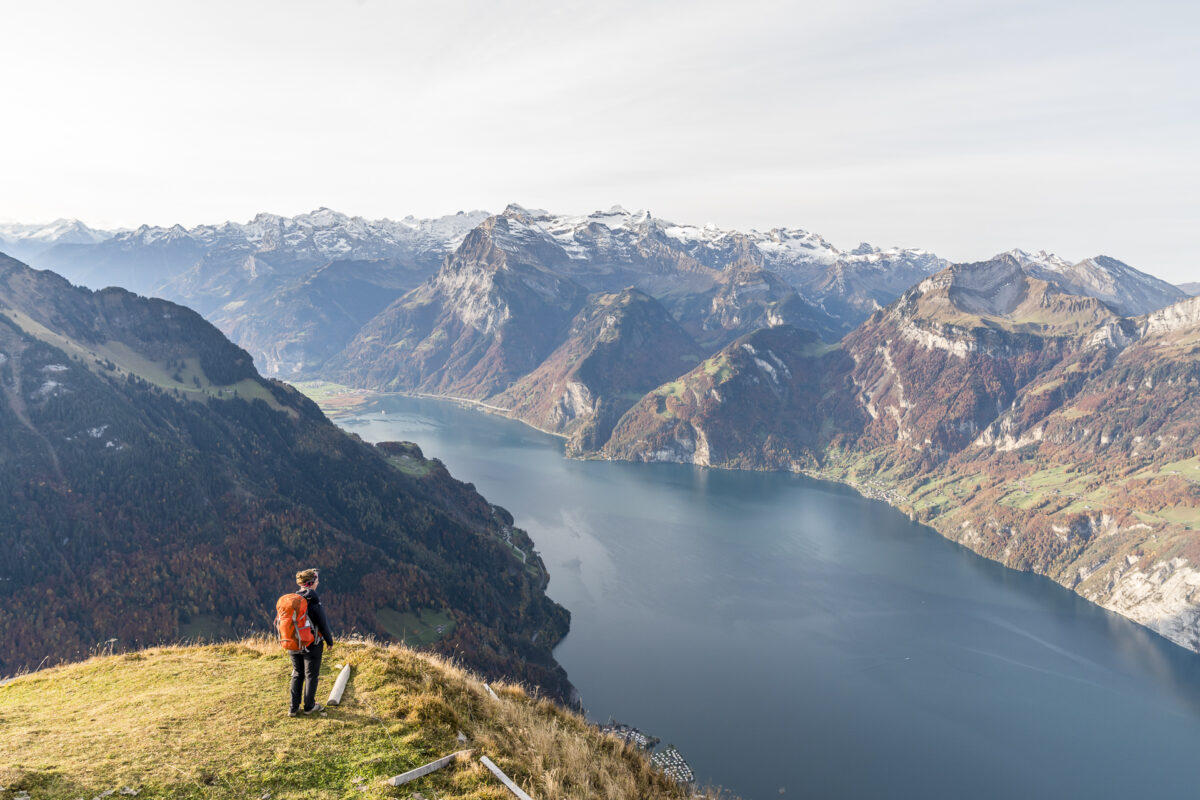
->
<box><xmin>386</xmin><ymin>453</ymin><xmax>435</xmax><ymax>477</ymax></box>
<box><xmin>1026</xmin><ymin>376</ymin><xmax>1065</xmax><ymax>396</ymax></box>
<box><xmin>702</xmin><ymin>353</ymin><xmax>732</xmax><ymax>383</ymax></box>
<box><xmin>655</xmin><ymin>378</ymin><xmax>688</xmax><ymax>399</ymax></box>
<box><xmin>0</xmin><ymin>638</ymin><xmax>706</xmax><ymax>800</ymax></box>
<box><xmin>1149</xmin><ymin>506</ymin><xmax>1200</xmax><ymax>530</ymax></box>
<box><xmin>0</xmin><ymin>309</ymin><xmax>292</xmax><ymax>415</ymax></box>
<box><xmin>1152</xmin><ymin>457</ymin><xmax>1200</xmax><ymax>484</ymax></box>
<box><xmin>292</xmin><ymin>380</ymin><xmax>372</xmax><ymax>417</ymax></box>
<box><xmin>375</xmin><ymin>608</ymin><xmax>456</xmax><ymax>647</ymax></box>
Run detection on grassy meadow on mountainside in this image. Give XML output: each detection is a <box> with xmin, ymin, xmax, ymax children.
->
<box><xmin>0</xmin><ymin>638</ymin><xmax>716</xmax><ymax>800</ymax></box>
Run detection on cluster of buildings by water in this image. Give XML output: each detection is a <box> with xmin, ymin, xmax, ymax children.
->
<box><xmin>651</xmin><ymin>746</ymin><xmax>696</xmax><ymax>785</ymax></box>
<box><xmin>598</xmin><ymin>721</ymin><xmax>695</xmax><ymax>786</ymax></box>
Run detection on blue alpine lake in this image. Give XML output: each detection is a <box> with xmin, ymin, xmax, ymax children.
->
<box><xmin>342</xmin><ymin>395</ymin><xmax>1200</xmax><ymax>799</ymax></box>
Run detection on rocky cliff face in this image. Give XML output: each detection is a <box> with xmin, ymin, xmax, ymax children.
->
<box><xmin>602</xmin><ymin>325</ymin><xmax>861</xmax><ymax>469</ymax></box>
<box><xmin>667</xmin><ymin>262</ymin><xmax>843</xmax><ymax>349</ymax></box>
<box><xmin>334</xmin><ymin>209</ymin><xmax>589</xmax><ymax>398</ymax></box>
<box><xmin>493</xmin><ymin>288</ymin><xmax>700</xmax><ymax>453</ymax></box>
<box><xmin>842</xmin><ymin>257</ymin><xmax>1130</xmax><ymax>468</ymax></box>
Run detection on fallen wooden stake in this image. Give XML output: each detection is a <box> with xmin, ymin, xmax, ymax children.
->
<box><xmin>327</xmin><ymin>664</ymin><xmax>351</xmax><ymax>705</ymax></box>
<box><xmin>385</xmin><ymin>749</ymin><xmax>472</xmax><ymax>786</ymax></box>
<box><xmin>480</xmin><ymin>756</ymin><xmax>534</xmax><ymax>800</ymax></box>
<box><xmin>483</xmin><ymin>683</ymin><xmax>500</xmax><ymax>701</ymax></box>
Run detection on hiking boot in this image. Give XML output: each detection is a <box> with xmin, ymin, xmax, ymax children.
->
<box><xmin>303</xmin><ymin>703</ymin><xmax>326</xmax><ymax>714</ymax></box>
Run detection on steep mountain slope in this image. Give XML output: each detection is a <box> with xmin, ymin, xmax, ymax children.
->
<box><xmin>667</xmin><ymin>261</ymin><xmax>843</xmax><ymax>348</ymax></box>
<box><xmin>842</xmin><ymin>255</ymin><xmax>1130</xmax><ymax>469</ymax></box>
<box><xmin>327</xmin><ymin>207</ymin><xmax>857</xmax><ymax>413</ymax></box>
<box><xmin>492</xmin><ymin>288</ymin><xmax>701</xmax><ymax>453</ymax></box>
<box><xmin>884</xmin><ymin>294</ymin><xmax>1200</xmax><ymax>647</ymax></box>
<box><xmin>603</xmin><ymin>325</ymin><xmax>861</xmax><ymax>469</ymax></box>
<box><xmin>0</xmin><ymin>638</ymin><xmax>713</xmax><ymax>800</ymax></box>
<box><xmin>334</xmin><ymin>209</ymin><xmax>590</xmax><ymax>398</ymax></box>
<box><xmin>791</xmin><ymin>243</ymin><xmax>950</xmax><ymax>328</ymax></box>
<box><xmin>0</xmin><ymin>255</ymin><xmax>570</xmax><ymax>698</ymax></box>
<box><xmin>213</xmin><ymin>258</ymin><xmax>414</xmax><ymax>376</ymax></box>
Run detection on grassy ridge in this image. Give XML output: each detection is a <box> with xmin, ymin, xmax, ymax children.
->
<box><xmin>0</xmin><ymin>638</ymin><xmax>715</xmax><ymax>800</ymax></box>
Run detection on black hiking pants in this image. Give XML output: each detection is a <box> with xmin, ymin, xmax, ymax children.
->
<box><xmin>289</xmin><ymin>641</ymin><xmax>324</xmax><ymax>712</ymax></box>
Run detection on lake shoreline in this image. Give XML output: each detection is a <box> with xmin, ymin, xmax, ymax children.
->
<box><xmin>304</xmin><ymin>384</ymin><xmax>1200</xmax><ymax>661</ymax></box>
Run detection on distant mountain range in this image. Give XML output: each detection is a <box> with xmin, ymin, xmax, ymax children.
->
<box><xmin>0</xmin><ymin>253</ymin><xmax>570</xmax><ymax>698</ymax></box>
<box><xmin>3</xmin><ymin>207</ymin><xmax>1185</xmax><ymax>384</ymax></box>
<box><xmin>0</xmin><ymin>218</ymin><xmax>111</xmax><ymax>261</ymax></box>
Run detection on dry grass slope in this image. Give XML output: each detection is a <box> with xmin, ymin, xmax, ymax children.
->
<box><xmin>0</xmin><ymin>638</ymin><xmax>723</xmax><ymax>800</ymax></box>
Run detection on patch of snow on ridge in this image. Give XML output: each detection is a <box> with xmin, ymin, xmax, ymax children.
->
<box><xmin>1003</xmin><ymin>248</ymin><xmax>1074</xmax><ymax>272</ymax></box>
<box><xmin>661</xmin><ymin>222</ymin><xmax>735</xmax><ymax>246</ymax></box>
<box><xmin>750</xmin><ymin>228</ymin><xmax>840</xmax><ymax>266</ymax></box>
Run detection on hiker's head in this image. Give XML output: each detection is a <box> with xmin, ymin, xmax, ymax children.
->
<box><xmin>296</xmin><ymin>568</ymin><xmax>319</xmax><ymax>588</ymax></box>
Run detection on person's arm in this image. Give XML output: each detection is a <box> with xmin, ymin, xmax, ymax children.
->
<box><xmin>308</xmin><ymin>592</ymin><xmax>335</xmax><ymax>647</ymax></box>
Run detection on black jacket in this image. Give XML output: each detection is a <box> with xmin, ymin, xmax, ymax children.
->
<box><xmin>299</xmin><ymin>587</ymin><xmax>334</xmax><ymax>647</ymax></box>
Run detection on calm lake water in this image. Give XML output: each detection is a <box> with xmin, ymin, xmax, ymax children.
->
<box><xmin>343</xmin><ymin>395</ymin><xmax>1200</xmax><ymax>800</ymax></box>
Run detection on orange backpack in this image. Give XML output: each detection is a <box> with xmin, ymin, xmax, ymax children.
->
<box><xmin>275</xmin><ymin>593</ymin><xmax>316</xmax><ymax>652</ymax></box>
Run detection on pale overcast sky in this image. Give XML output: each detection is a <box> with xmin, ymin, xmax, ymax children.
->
<box><xmin>2</xmin><ymin>0</ymin><xmax>1197</xmax><ymax>282</ymax></box>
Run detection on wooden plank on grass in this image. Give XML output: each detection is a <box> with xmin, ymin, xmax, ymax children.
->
<box><xmin>480</xmin><ymin>756</ymin><xmax>534</xmax><ymax>800</ymax></box>
<box><xmin>385</xmin><ymin>749</ymin><xmax>472</xmax><ymax>786</ymax></box>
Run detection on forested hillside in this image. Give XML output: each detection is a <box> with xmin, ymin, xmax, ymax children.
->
<box><xmin>0</xmin><ymin>255</ymin><xmax>571</xmax><ymax>700</ymax></box>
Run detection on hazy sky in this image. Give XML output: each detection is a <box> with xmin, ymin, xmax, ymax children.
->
<box><xmin>2</xmin><ymin>0</ymin><xmax>1197</xmax><ymax>282</ymax></box>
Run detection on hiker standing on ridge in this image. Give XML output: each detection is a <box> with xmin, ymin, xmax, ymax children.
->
<box><xmin>284</xmin><ymin>568</ymin><xmax>335</xmax><ymax>717</ymax></box>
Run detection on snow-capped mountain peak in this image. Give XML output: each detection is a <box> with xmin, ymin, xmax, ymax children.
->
<box><xmin>0</xmin><ymin>218</ymin><xmax>112</xmax><ymax>247</ymax></box>
<box><xmin>1001</xmin><ymin>248</ymin><xmax>1074</xmax><ymax>272</ymax></box>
